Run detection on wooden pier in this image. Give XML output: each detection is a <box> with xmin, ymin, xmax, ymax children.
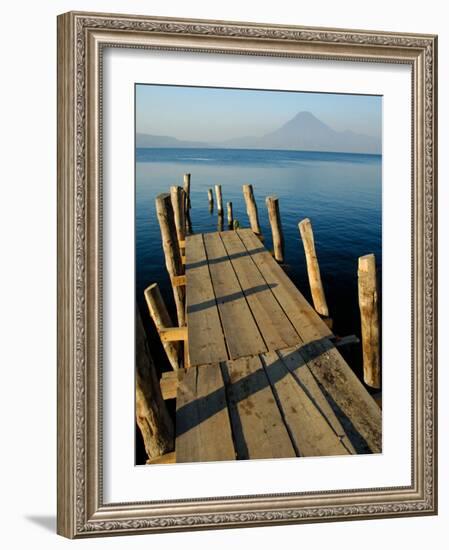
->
<box><xmin>165</xmin><ymin>228</ymin><xmax>381</xmax><ymax>463</ymax></box>
<box><xmin>139</xmin><ymin>179</ymin><xmax>382</xmax><ymax>465</ymax></box>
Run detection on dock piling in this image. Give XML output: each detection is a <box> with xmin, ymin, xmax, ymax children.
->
<box><xmin>144</xmin><ymin>283</ymin><xmax>181</xmax><ymax>371</ymax></box>
<box><xmin>243</xmin><ymin>184</ymin><xmax>262</xmax><ymax>236</ymax></box>
<box><xmin>217</xmin><ymin>212</ymin><xmax>224</xmax><ymax>232</ymax></box>
<box><xmin>136</xmin><ymin>308</ymin><xmax>174</xmax><ymax>460</ymax></box>
<box><xmin>358</xmin><ymin>254</ymin><xmax>381</xmax><ymax>389</ymax></box>
<box><xmin>170</xmin><ymin>185</ymin><xmax>186</xmax><ymax>251</ymax></box>
<box><xmin>266</xmin><ymin>196</ymin><xmax>284</xmax><ymax>262</ymax></box>
<box><xmin>298</xmin><ymin>218</ymin><xmax>329</xmax><ymax>317</ymax></box>
<box><xmin>183</xmin><ymin>173</ymin><xmax>191</xmax><ymax>210</ymax></box>
<box><xmin>215</xmin><ymin>184</ymin><xmax>223</xmax><ymax>214</ymax></box>
<box><xmin>155</xmin><ymin>193</ymin><xmax>186</xmax><ymax>326</ymax></box>
<box><xmin>227</xmin><ymin>201</ymin><xmax>233</xmax><ymax>229</ymax></box>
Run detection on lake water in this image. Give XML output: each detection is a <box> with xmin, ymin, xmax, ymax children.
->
<box><xmin>136</xmin><ymin>147</ymin><xmax>382</xmax><ymax>384</ymax></box>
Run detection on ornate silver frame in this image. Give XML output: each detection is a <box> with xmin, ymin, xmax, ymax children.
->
<box><xmin>57</xmin><ymin>11</ymin><xmax>438</xmax><ymax>538</ymax></box>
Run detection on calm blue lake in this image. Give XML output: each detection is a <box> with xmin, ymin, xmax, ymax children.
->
<box><xmin>136</xmin><ymin>147</ymin><xmax>382</xmax><ymax>381</ymax></box>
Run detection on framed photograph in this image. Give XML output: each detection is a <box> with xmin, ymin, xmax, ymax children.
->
<box><xmin>57</xmin><ymin>11</ymin><xmax>437</xmax><ymax>538</ymax></box>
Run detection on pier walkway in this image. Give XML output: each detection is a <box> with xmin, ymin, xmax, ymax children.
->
<box><xmin>169</xmin><ymin>228</ymin><xmax>381</xmax><ymax>463</ymax></box>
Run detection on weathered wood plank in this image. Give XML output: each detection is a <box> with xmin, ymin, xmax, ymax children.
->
<box><xmin>221</xmin><ymin>355</ymin><xmax>296</xmax><ymax>459</ymax></box>
<box><xmin>237</xmin><ymin>228</ymin><xmax>332</xmax><ymax>344</ymax></box>
<box><xmin>298</xmin><ymin>339</ymin><xmax>382</xmax><ymax>453</ymax></box>
<box><xmin>185</xmin><ymin>234</ymin><xmax>228</xmax><ymax>367</ymax></box>
<box><xmin>159</xmin><ymin>326</ymin><xmax>188</xmax><ymax>342</ymax></box>
<box><xmin>274</xmin><ymin>348</ymin><xmax>356</xmax><ymax>454</ymax></box>
<box><xmin>203</xmin><ymin>232</ymin><xmax>267</xmax><ymax>360</ymax></box>
<box><xmin>176</xmin><ymin>365</ymin><xmax>236</xmax><ymax>463</ymax></box>
<box><xmin>261</xmin><ymin>350</ymin><xmax>352</xmax><ymax>457</ymax></box>
<box><xmin>220</xmin><ymin>230</ymin><xmax>300</xmax><ymax>351</ymax></box>
<box><xmin>160</xmin><ymin>371</ymin><xmax>179</xmax><ymax>400</ymax></box>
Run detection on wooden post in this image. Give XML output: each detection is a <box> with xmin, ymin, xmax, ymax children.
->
<box><xmin>217</xmin><ymin>212</ymin><xmax>224</xmax><ymax>232</ymax></box>
<box><xmin>227</xmin><ymin>201</ymin><xmax>233</xmax><ymax>228</ymax></box>
<box><xmin>144</xmin><ymin>283</ymin><xmax>181</xmax><ymax>371</ymax></box>
<box><xmin>243</xmin><ymin>184</ymin><xmax>262</xmax><ymax>236</ymax></box>
<box><xmin>183</xmin><ymin>173</ymin><xmax>191</xmax><ymax>210</ymax></box>
<box><xmin>358</xmin><ymin>254</ymin><xmax>381</xmax><ymax>389</ymax></box>
<box><xmin>135</xmin><ymin>308</ymin><xmax>174</xmax><ymax>460</ymax></box>
<box><xmin>298</xmin><ymin>218</ymin><xmax>329</xmax><ymax>317</ymax></box>
<box><xmin>170</xmin><ymin>185</ymin><xmax>186</xmax><ymax>248</ymax></box>
<box><xmin>215</xmin><ymin>184</ymin><xmax>223</xmax><ymax>214</ymax></box>
<box><xmin>265</xmin><ymin>196</ymin><xmax>284</xmax><ymax>262</ymax></box>
<box><xmin>208</xmin><ymin>188</ymin><xmax>214</xmax><ymax>213</ymax></box>
<box><xmin>155</xmin><ymin>193</ymin><xmax>186</xmax><ymax>326</ymax></box>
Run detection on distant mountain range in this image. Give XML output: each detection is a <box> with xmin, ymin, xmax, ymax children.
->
<box><xmin>136</xmin><ymin>111</ymin><xmax>381</xmax><ymax>154</ymax></box>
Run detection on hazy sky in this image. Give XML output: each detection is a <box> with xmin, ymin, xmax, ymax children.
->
<box><xmin>136</xmin><ymin>84</ymin><xmax>382</xmax><ymax>142</ymax></box>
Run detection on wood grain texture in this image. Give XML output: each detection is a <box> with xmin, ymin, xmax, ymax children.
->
<box><xmin>358</xmin><ymin>254</ymin><xmax>381</xmax><ymax>388</ymax></box>
<box><xmin>203</xmin><ymin>232</ymin><xmax>267</xmax><ymax>359</ymax></box>
<box><xmin>185</xmin><ymin>234</ymin><xmax>228</xmax><ymax>366</ymax></box>
<box><xmin>155</xmin><ymin>193</ymin><xmax>186</xmax><ymax>326</ymax></box>
<box><xmin>298</xmin><ymin>218</ymin><xmax>329</xmax><ymax>317</ymax></box>
<box><xmin>170</xmin><ymin>185</ymin><xmax>186</xmax><ymax>247</ymax></box>
<box><xmin>261</xmin><ymin>350</ymin><xmax>351</xmax><ymax>456</ymax></box>
<box><xmin>299</xmin><ymin>338</ymin><xmax>382</xmax><ymax>453</ymax></box>
<box><xmin>265</xmin><ymin>196</ymin><xmax>284</xmax><ymax>263</ymax></box>
<box><xmin>237</xmin><ymin>229</ymin><xmax>332</xmax><ymax>343</ymax></box>
<box><xmin>144</xmin><ymin>283</ymin><xmax>181</xmax><ymax>370</ymax></box>
<box><xmin>135</xmin><ymin>310</ymin><xmax>174</xmax><ymax>460</ymax></box>
<box><xmin>242</xmin><ymin>184</ymin><xmax>262</xmax><ymax>235</ymax></box>
<box><xmin>220</xmin><ymin>230</ymin><xmax>299</xmax><ymax>350</ymax></box>
<box><xmin>176</xmin><ymin>364</ymin><xmax>235</xmax><ymax>463</ymax></box>
<box><xmin>222</xmin><ymin>355</ymin><xmax>296</xmax><ymax>459</ymax></box>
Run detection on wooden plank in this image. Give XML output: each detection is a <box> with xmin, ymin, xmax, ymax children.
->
<box><xmin>261</xmin><ymin>350</ymin><xmax>352</xmax><ymax>457</ymax></box>
<box><xmin>203</xmin><ymin>232</ymin><xmax>267</xmax><ymax>360</ymax></box>
<box><xmin>160</xmin><ymin>371</ymin><xmax>179</xmax><ymax>400</ymax></box>
<box><xmin>274</xmin><ymin>348</ymin><xmax>356</xmax><ymax>454</ymax></box>
<box><xmin>221</xmin><ymin>355</ymin><xmax>296</xmax><ymax>459</ymax></box>
<box><xmin>176</xmin><ymin>365</ymin><xmax>236</xmax><ymax>463</ymax></box>
<box><xmin>220</xmin><ymin>231</ymin><xmax>300</xmax><ymax>351</ymax></box>
<box><xmin>237</xmin><ymin>228</ymin><xmax>332</xmax><ymax>344</ymax></box>
<box><xmin>298</xmin><ymin>339</ymin><xmax>382</xmax><ymax>453</ymax></box>
<box><xmin>185</xmin><ymin>234</ymin><xmax>228</xmax><ymax>367</ymax></box>
<box><xmin>159</xmin><ymin>326</ymin><xmax>188</xmax><ymax>342</ymax></box>
<box><xmin>172</xmin><ymin>275</ymin><xmax>186</xmax><ymax>287</ymax></box>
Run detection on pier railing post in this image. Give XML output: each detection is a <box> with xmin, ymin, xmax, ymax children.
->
<box><xmin>227</xmin><ymin>201</ymin><xmax>233</xmax><ymax>229</ymax></box>
<box><xmin>155</xmin><ymin>193</ymin><xmax>186</xmax><ymax>326</ymax></box>
<box><xmin>183</xmin><ymin>173</ymin><xmax>191</xmax><ymax>210</ymax></box>
<box><xmin>144</xmin><ymin>283</ymin><xmax>181</xmax><ymax>371</ymax></box>
<box><xmin>243</xmin><ymin>184</ymin><xmax>262</xmax><ymax>236</ymax></box>
<box><xmin>215</xmin><ymin>184</ymin><xmax>223</xmax><ymax>214</ymax></box>
<box><xmin>207</xmin><ymin>188</ymin><xmax>214</xmax><ymax>212</ymax></box>
<box><xmin>358</xmin><ymin>254</ymin><xmax>381</xmax><ymax>389</ymax></box>
<box><xmin>298</xmin><ymin>218</ymin><xmax>329</xmax><ymax>317</ymax></box>
<box><xmin>170</xmin><ymin>185</ymin><xmax>186</xmax><ymax>252</ymax></box>
<box><xmin>136</xmin><ymin>308</ymin><xmax>174</xmax><ymax>460</ymax></box>
<box><xmin>266</xmin><ymin>196</ymin><xmax>284</xmax><ymax>262</ymax></box>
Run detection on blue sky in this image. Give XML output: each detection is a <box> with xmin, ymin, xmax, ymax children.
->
<box><xmin>136</xmin><ymin>84</ymin><xmax>382</xmax><ymax>142</ymax></box>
